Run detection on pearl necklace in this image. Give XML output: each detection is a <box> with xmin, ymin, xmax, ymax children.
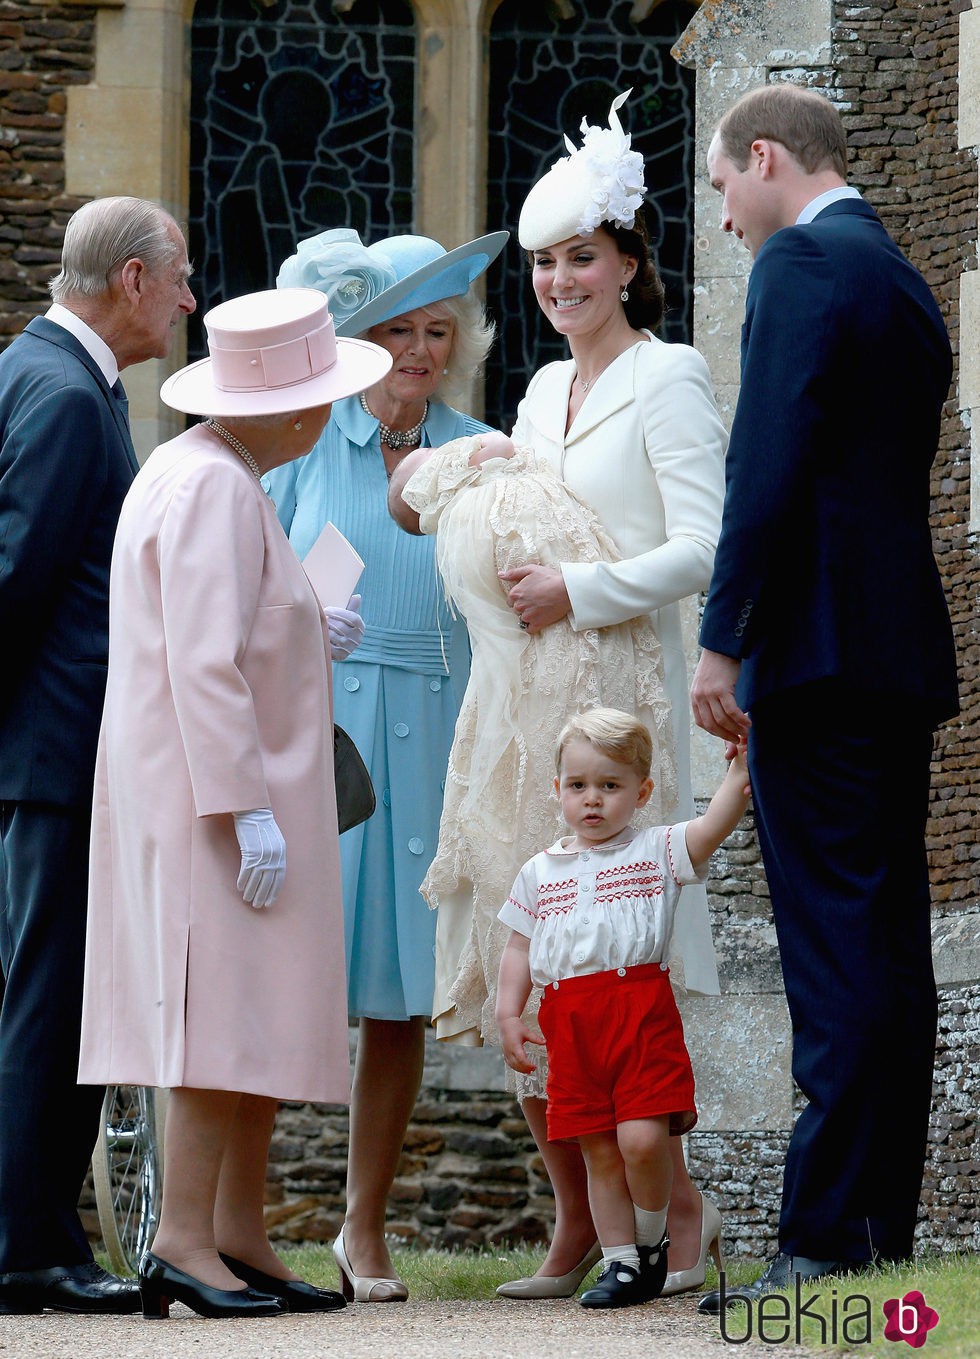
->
<box><xmin>360</xmin><ymin>393</ymin><xmax>428</xmax><ymax>450</ymax></box>
<box><xmin>205</xmin><ymin>419</ymin><xmax>263</xmax><ymax>479</ymax></box>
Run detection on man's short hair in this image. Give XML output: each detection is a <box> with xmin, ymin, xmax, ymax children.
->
<box><xmin>715</xmin><ymin>85</ymin><xmax>848</xmax><ymax>178</ymax></box>
<box><xmin>555</xmin><ymin>707</ymin><xmax>653</xmax><ymax>781</ymax></box>
<box><xmin>49</xmin><ymin>197</ymin><xmax>178</xmax><ymax>302</ymax></box>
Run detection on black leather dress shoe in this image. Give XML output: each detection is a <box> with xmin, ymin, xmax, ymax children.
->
<box><xmin>0</xmin><ymin>1262</ymin><xmax>141</xmax><ymax>1314</ymax></box>
<box><xmin>219</xmin><ymin>1252</ymin><xmax>346</xmax><ymax>1311</ymax></box>
<box><xmin>697</xmin><ymin>1252</ymin><xmax>851</xmax><ymax>1314</ymax></box>
<box><xmin>580</xmin><ymin>1260</ymin><xmax>648</xmax><ymax>1309</ymax></box>
<box><xmin>139</xmin><ymin>1252</ymin><xmax>283</xmax><ymax>1319</ymax></box>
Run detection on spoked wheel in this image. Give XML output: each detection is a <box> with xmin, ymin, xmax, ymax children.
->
<box><xmin>93</xmin><ymin>1085</ymin><xmax>166</xmax><ymax>1275</ymax></box>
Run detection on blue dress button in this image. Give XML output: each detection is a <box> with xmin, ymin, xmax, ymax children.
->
<box><xmin>343</xmin><ymin>675</ymin><xmax>360</xmax><ymax>692</ymax></box>
<box><xmin>382</xmin><ymin>789</ymin><xmax>391</xmax><ymax>807</ymax></box>
<box><xmin>394</xmin><ymin>722</ymin><xmax>409</xmax><ymax>737</ymax></box>
<box><xmin>408</xmin><ymin>837</ymin><xmax>425</xmax><ymax>855</ymax></box>
<box><xmin>429</xmin><ymin>678</ymin><xmax>441</xmax><ymax>692</ymax></box>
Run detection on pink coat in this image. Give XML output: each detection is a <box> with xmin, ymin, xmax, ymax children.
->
<box><xmin>78</xmin><ymin>425</ymin><xmax>350</xmax><ymax>1103</ymax></box>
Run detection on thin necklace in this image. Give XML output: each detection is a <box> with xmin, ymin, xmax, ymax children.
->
<box><xmin>578</xmin><ymin>363</ymin><xmax>610</xmax><ymax>393</ymax></box>
<box><xmin>360</xmin><ymin>392</ymin><xmax>428</xmax><ymax>450</ymax></box>
<box><xmin>205</xmin><ymin>419</ymin><xmax>263</xmax><ymax>480</ymax></box>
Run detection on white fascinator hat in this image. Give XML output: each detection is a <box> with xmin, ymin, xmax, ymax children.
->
<box><xmin>518</xmin><ymin>89</ymin><xmax>647</xmax><ymax>252</ymax></box>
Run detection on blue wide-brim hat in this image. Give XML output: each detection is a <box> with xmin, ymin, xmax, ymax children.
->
<box><xmin>277</xmin><ymin>228</ymin><xmax>508</xmax><ymax>337</ymax></box>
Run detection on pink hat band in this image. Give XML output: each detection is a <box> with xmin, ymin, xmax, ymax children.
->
<box><xmin>206</xmin><ymin>305</ymin><xmax>338</xmax><ymax>393</ymax></box>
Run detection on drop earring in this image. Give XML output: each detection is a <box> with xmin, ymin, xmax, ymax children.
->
<box><xmin>621</xmin><ymin>287</ymin><xmax>629</xmax><ymax>302</ymax></box>
<box><xmin>293</xmin><ymin>419</ymin><xmax>303</xmax><ymax>431</ymax></box>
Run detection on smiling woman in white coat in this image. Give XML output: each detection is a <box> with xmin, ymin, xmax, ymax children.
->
<box><xmin>391</xmin><ymin>91</ymin><xmax>727</xmax><ymax>1302</ymax></box>
<box><xmin>78</xmin><ymin>288</ymin><xmax>390</xmax><ymax>1320</ymax></box>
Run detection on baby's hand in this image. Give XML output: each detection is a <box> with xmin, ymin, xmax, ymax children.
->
<box><xmin>498</xmin><ymin>1016</ymin><xmax>545</xmax><ymax>1074</ymax></box>
<box><xmin>468</xmin><ymin>430</ymin><xmax>515</xmax><ymax>467</ymax></box>
<box><xmin>726</xmin><ymin>736</ymin><xmax>750</xmax><ymax>796</ymax></box>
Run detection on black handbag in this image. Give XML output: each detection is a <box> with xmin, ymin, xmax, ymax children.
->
<box><xmin>334</xmin><ymin>723</ymin><xmax>376</xmax><ymax>834</ymax></box>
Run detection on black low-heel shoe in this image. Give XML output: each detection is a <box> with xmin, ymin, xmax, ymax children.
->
<box><xmin>580</xmin><ymin>1261</ymin><xmax>648</xmax><ymax>1309</ymax></box>
<box><xmin>219</xmin><ymin>1253</ymin><xmax>346</xmax><ymax>1312</ymax></box>
<box><xmin>139</xmin><ymin>1252</ymin><xmax>284</xmax><ymax>1319</ymax></box>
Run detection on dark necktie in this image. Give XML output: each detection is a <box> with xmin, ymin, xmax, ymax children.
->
<box><xmin>111</xmin><ymin>377</ymin><xmax>129</xmax><ymax>419</ymax></box>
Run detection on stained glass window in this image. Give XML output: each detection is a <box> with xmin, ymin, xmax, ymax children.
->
<box><xmin>486</xmin><ymin>0</ymin><xmax>696</xmax><ymax>430</ymax></box>
<box><xmin>188</xmin><ymin>0</ymin><xmax>416</xmax><ymax>360</ymax></box>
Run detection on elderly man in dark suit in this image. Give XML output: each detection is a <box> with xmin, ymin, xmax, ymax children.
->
<box><xmin>691</xmin><ymin>85</ymin><xmax>958</xmax><ymax>1304</ymax></box>
<box><xmin>0</xmin><ymin>196</ymin><xmax>195</xmax><ymax>1313</ymax></box>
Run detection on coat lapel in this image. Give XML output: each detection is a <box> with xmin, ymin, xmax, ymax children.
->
<box><xmin>25</xmin><ymin>317</ymin><xmax>140</xmax><ymax>473</ymax></box>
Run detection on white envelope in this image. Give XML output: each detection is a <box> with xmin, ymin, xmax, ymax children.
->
<box><xmin>302</xmin><ymin>522</ymin><xmax>364</xmax><ymax>609</ymax></box>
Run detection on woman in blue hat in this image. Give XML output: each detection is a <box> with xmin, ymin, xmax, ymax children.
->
<box><xmin>267</xmin><ymin>228</ymin><xmax>506</xmax><ymax>1302</ymax></box>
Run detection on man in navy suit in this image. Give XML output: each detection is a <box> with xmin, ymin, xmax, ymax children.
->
<box><xmin>691</xmin><ymin>86</ymin><xmax>958</xmax><ymax>1303</ymax></box>
<box><xmin>0</xmin><ymin>197</ymin><xmax>195</xmax><ymax>1313</ymax></box>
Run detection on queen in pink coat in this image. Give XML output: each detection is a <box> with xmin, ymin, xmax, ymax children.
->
<box><xmin>78</xmin><ymin>288</ymin><xmax>390</xmax><ymax>1320</ymax></box>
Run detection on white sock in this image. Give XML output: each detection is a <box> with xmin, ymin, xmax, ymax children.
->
<box><xmin>634</xmin><ymin>1204</ymin><xmax>668</xmax><ymax>1248</ymax></box>
<box><xmin>601</xmin><ymin>1243</ymin><xmax>640</xmax><ymax>1272</ymax></box>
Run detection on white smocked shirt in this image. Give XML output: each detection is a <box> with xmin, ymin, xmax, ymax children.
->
<box><xmin>497</xmin><ymin>823</ymin><xmax>708</xmax><ymax>989</ymax></box>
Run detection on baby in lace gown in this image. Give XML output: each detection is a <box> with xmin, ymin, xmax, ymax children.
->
<box><xmin>402</xmin><ymin>433</ymin><xmax>678</xmax><ymax>1100</ymax></box>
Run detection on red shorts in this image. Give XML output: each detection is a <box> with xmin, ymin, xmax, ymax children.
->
<box><xmin>538</xmin><ymin>963</ymin><xmax>697</xmax><ymax>1143</ymax></box>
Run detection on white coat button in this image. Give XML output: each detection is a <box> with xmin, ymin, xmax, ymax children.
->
<box><xmin>394</xmin><ymin>722</ymin><xmax>409</xmax><ymax>737</ymax></box>
<box><xmin>408</xmin><ymin>837</ymin><xmax>424</xmax><ymax>855</ymax></box>
<box><xmin>343</xmin><ymin>675</ymin><xmax>360</xmax><ymax>691</ymax></box>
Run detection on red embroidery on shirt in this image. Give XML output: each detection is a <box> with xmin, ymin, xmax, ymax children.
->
<box><xmin>537</xmin><ymin>879</ymin><xmax>578</xmax><ymax>916</ymax></box>
<box><xmin>506</xmin><ymin>895</ymin><xmax>536</xmax><ymax>919</ymax></box>
<box><xmin>594</xmin><ymin>861</ymin><xmax>664</xmax><ymax>903</ymax></box>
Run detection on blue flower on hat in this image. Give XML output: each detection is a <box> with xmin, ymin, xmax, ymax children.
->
<box><xmin>276</xmin><ymin>229</ymin><xmax>397</xmax><ymax>329</ymax></box>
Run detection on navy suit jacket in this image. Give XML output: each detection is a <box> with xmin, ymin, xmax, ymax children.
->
<box><xmin>699</xmin><ymin>199</ymin><xmax>959</xmax><ymax>723</ymax></box>
<box><xmin>0</xmin><ymin>317</ymin><xmax>138</xmax><ymax>805</ymax></box>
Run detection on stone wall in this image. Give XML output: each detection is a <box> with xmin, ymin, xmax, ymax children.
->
<box><xmin>0</xmin><ymin>1</ymin><xmax>94</xmax><ymax>340</ymax></box>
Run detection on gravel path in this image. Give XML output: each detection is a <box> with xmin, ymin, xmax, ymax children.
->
<box><xmin>0</xmin><ymin>1295</ymin><xmax>813</xmax><ymax>1359</ymax></box>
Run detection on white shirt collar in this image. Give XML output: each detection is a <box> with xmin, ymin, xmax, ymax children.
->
<box><xmin>45</xmin><ymin>303</ymin><xmax>119</xmax><ymax>385</ymax></box>
<box><xmin>796</xmin><ymin>186</ymin><xmax>863</xmax><ymax>225</ymax></box>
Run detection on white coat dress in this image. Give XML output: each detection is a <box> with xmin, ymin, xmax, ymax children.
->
<box><xmin>78</xmin><ymin>425</ymin><xmax>350</xmax><ymax>1103</ymax></box>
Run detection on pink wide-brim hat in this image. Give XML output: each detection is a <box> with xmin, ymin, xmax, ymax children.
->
<box><xmin>160</xmin><ymin>287</ymin><xmax>391</xmax><ymax>416</ymax></box>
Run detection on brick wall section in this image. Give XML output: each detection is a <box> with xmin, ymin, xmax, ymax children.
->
<box><xmin>0</xmin><ymin>1</ymin><xmax>94</xmax><ymax>342</ymax></box>
<box><xmin>829</xmin><ymin>1</ymin><xmax>979</xmax><ymax>908</ymax></box>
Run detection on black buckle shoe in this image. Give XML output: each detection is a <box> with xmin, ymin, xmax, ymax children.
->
<box><xmin>638</xmin><ymin>1230</ymin><xmax>669</xmax><ymax>1301</ymax></box>
<box><xmin>580</xmin><ymin>1260</ymin><xmax>648</xmax><ymax>1309</ymax></box>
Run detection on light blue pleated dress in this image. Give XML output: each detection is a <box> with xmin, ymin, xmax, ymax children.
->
<box><xmin>265</xmin><ymin>395</ymin><xmax>483</xmax><ymax>1019</ymax></box>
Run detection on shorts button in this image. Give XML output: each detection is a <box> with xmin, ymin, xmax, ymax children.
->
<box><xmin>382</xmin><ymin>789</ymin><xmax>391</xmax><ymax>807</ymax></box>
<box><xmin>553</xmin><ymin>981</ymin><xmax>560</xmax><ymax>990</ymax></box>
<box><xmin>429</xmin><ymin>678</ymin><xmax>441</xmax><ymax>692</ymax></box>
<box><xmin>394</xmin><ymin>722</ymin><xmax>409</xmax><ymax>737</ymax></box>
<box><xmin>408</xmin><ymin>837</ymin><xmax>424</xmax><ymax>855</ymax></box>
<box><xmin>343</xmin><ymin>675</ymin><xmax>360</xmax><ymax>691</ymax></box>
<box><xmin>617</xmin><ymin>968</ymin><xmax>627</xmax><ymax>977</ymax></box>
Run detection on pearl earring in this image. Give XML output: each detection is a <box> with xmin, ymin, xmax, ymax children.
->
<box><xmin>293</xmin><ymin>419</ymin><xmax>303</xmax><ymax>431</ymax></box>
<box><xmin>621</xmin><ymin>287</ymin><xmax>629</xmax><ymax>302</ymax></box>
<box><xmin>443</xmin><ymin>368</ymin><xmax>449</xmax><ymax>376</ymax></box>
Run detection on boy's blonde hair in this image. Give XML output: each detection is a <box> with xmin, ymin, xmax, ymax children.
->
<box><xmin>554</xmin><ymin>708</ymin><xmax>653</xmax><ymax>780</ymax></box>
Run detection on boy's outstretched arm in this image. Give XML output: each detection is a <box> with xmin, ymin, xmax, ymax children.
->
<box><xmin>495</xmin><ymin>931</ymin><xmax>544</xmax><ymax>1074</ymax></box>
<box><xmin>685</xmin><ymin>738</ymin><xmax>751</xmax><ymax>870</ymax></box>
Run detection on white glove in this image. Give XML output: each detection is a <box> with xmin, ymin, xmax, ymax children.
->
<box><xmin>326</xmin><ymin>593</ymin><xmax>365</xmax><ymax>662</ymax></box>
<box><xmin>233</xmin><ymin>808</ymin><xmax>286</xmax><ymax>908</ymax></box>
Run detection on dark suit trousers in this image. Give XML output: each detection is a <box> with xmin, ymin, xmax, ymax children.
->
<box><xmin>747</xmin><ymin>680</ymin><xmax>937</xmax><ymax>1263</ymax></box>
<box><xmin>0</xmin><ymin>802</ymin><xmax>103</xmax><ymax>1270</ymax></box>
